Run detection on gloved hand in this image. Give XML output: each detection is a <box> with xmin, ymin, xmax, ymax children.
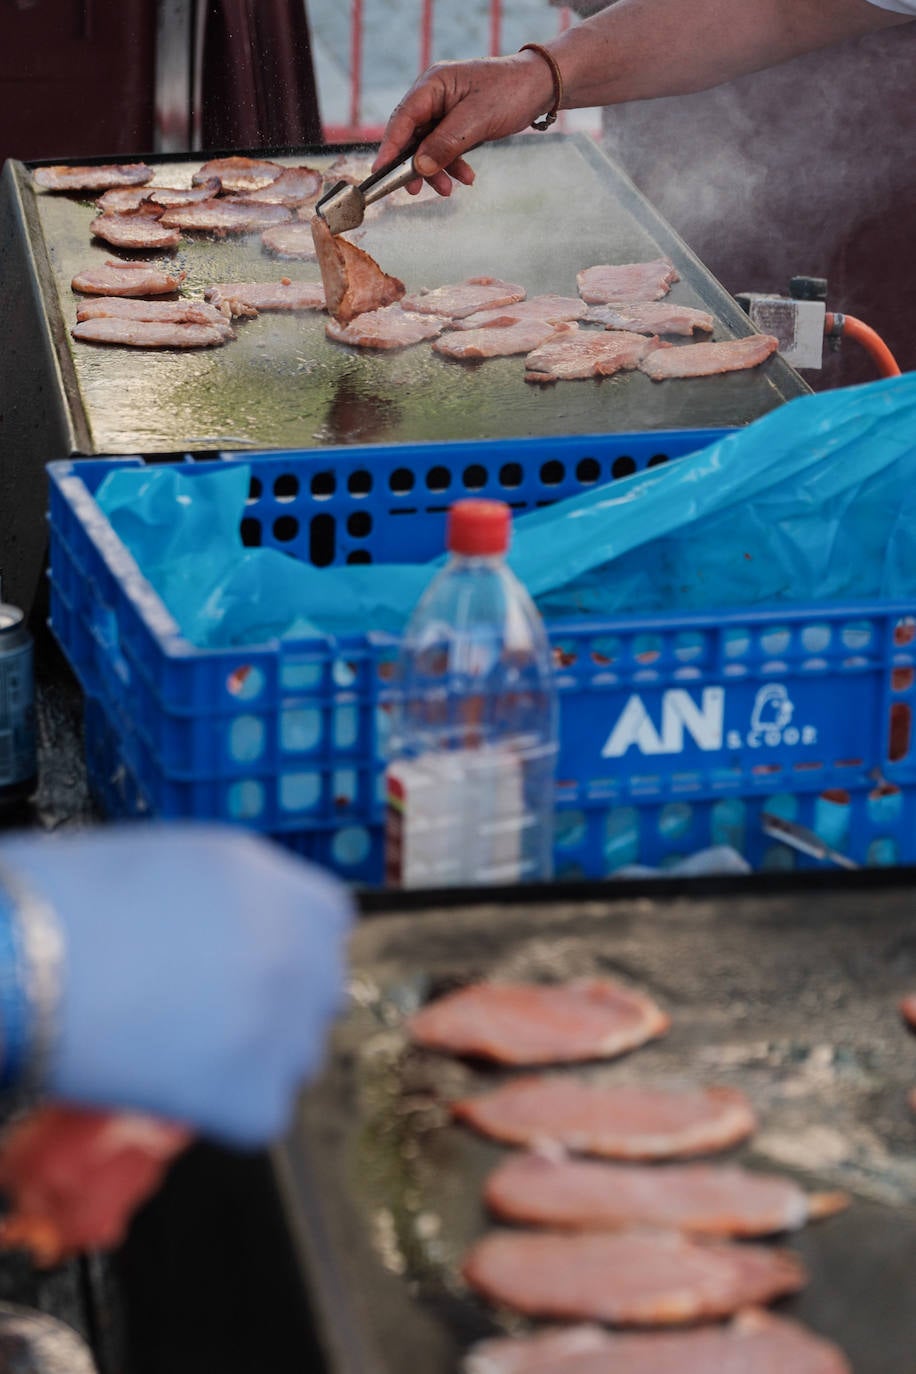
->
<box><xmin>0</xmin><ymin>825</ymin><xmax>352</xmax><ymax>1147</ymax></box>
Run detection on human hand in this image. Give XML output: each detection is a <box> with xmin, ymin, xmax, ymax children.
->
<box><xmin>0</xmin><ymin>825</ymin><xmax>353</xmax><ymax>1147</ymax></box>
<box><xmin>374</xmin><ymin>51</ymin><xmax>557</xmax><ymax>195</ymax></box>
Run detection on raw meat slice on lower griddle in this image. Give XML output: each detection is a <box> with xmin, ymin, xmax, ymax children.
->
<box><xmin>462</xmin><ymin>1228</ymin><xmax>806</xmax><ymax>1324</ymax></box>
<box><xmin>524</xmin><ymin>330</ymin><xmax>655</xmax><ymax>384</ymax></box>
<box><xmin>192</xmin><ymin>155</ymin><xmax>282</xmax><ymax>193</ymax></box>
<box><xmin>484</xmin><ymin>1152</ymin><xmax>848</xmax><ymax>1236</ymax></box>
<box><xmin>640</xmin><ymin>333</ymin><xmax>779</xmax><ymax>380</ymax></box>
<box><xmin>204</xmin><ymin>280</ymin><xmax>326</xmax><ymax>314</ymax></box>
<box><xmin>325</xmin><ymin>304</ymin><xmax>445</xmax><ymax>349</ymax></box>
<box><xmin>72</xmin><ymin>317</ymin><xmax>230</xmax><ymax>349</ymax></box>
<box><xmin>409</xmin><ymin>978</ymin><xmax>669</xmax><ymax>1065</ymax></box>
<box><xmin>464</xmin><ymin>1308</ymin><xmax>850</xmax><ymax>1374</ymax></box>
<box><xmin>434</xmin><ymin>320</ymin><xmax>577</xmax><ymax>360</ymax></box>
<box><xmin>900</xmin><ymin>993</ymin><xmax>916</xmax><ymax>1029</ymax></box>
<box><xmin>71</xmin><ymin>261</ymin><xmax>186</xmax><ymax>296</ymax></box>
<box><xmin>90</xmin><ymin>211</ymin><xmax>182</xmax><ymax>251</ymax></box>
<box><xmin>262</xmin><ymin>222</ymin><xmax>319</xmax><ymax>259</ymax></box>
<box><xmin>453</xmin><ymin>1077</ymin><xmax>755</xmax><ymax>1158</ymax></box>
<box><xmin>160</xmin><ymin>199</ymin><xmax>293</xmax><ymax>235</ymax></box>
<box><xmin>326</xmin><ymin>152</ymin><xmax>375</xmax><ymax>184</ymax></box>
<box><xmin>587</xmin><ymin>301</ymin><xmax>714</xmax><ymax>336</ymax></box>
<box><xmin>402</xmin><ymin>276</ymin><xmax>527</xmax><ymax>320</ymax></box>
<box><xmin>237</xmin><ymin>166</ymin><xmax>323</xmax><ymax>205</ymax></box>
<box><xmin>0</xmin><ymin>1105</ymin><xmax>190</xmax><ymax>1267</ymax></box>
<box><xmin>454</xmin><ymin>295</ymin><xmax>589</xmax><ymax>329</ymax></box>
<box><xmin>95</xmin><ymin>186</ymin><xmax>157</xmax><ymax>214</ymax></box>
<box><xmin>311</xmin><ymin>214</ymin><xmax>405</xmax><ymax>324</ymax></box>
<box><xmin>34</xmin><ymin>162</ymin><xmax>153</xmax><ymax>192</ymax></box>
<box><xmin>577</xmin><ymin>258</ymin><xmax>679</xmax><ymax>305</ymax></box>
<box><xmin>76</xmin><ymin>297</ymin><xmax>234</xmax><ymax>336</ymax></box>
<box><xmin>145</xmin><ymin>178</ymin><xmax>222</xmax><ymax>206</ymax></box>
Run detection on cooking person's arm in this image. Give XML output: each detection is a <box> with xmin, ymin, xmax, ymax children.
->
<box><xmin>376</xmin><ymin>0</ymin><xmax>912</xmax><ymax>190</ymax></box>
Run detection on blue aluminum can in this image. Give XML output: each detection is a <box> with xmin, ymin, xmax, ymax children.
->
<box><xmin>0</xmin><ymin>605</ymin><xmax>36</xmax><ymax>805</ymax></box>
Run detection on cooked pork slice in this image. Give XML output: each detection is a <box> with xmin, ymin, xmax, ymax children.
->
<box><xmin>191</xmin><ymin>156</ymin><xmax>282</xmax><ymax>192</ymax></box>
<box><xmin>238</xmin><ymin>166</ymin><xmax>323</xmax><ymax>205</ymax></box>
<box><xmin>577</xmin><ymin>258</ymin><xmax>679</xmax><ymax>305</ymax></box>
<box><xmin>325</xmin><ymin>304</ymin><xmax>445</xmax><ymax>349</ymax></box>
<box><xmin>146</xmin><ymin>179</ymin><xmax>222</xmax><ymax>206</ymax></box>
<box><xmin>95</xmin><ymin>186</ymin><xmax>157</xmax><ymax>214</ymax></box>
<box><xmin>409</xmin><ymin>979</ymin><xmax>669</xmax><ymax>1064</ymax></box>
<box><xmin>525</xmin><ymin>331</ymin><xmax>655</xmax><ymax>384</ymax></box>
<box><xmin>76</xmin><ymin>297</ymin><xmax>234</xmax><ymax>337</ymax></box>
<box><xmin>71</xmin><ymin>261</ymin><xmax>186</xmax><ymax>296</ymax></box>
<box><xmin>90</xmin><ymin>211</ymin><xmax>181</xmax><ymax>251</ymax></box>
<box><xmin>261</xmin><ymin>222</ymin><xmax>318</xmax><ymax>259</ymax></box>
<box><xmin>326</xmin><ymin>153</ymin><xmax>375</xmax><ymax>185</ymax></box>
<box><xmin>386</xmin><ymin>179</ymin><xmax>444</xmax><ymax>209</ymax></box>
<box><xmin>465</xmin><ymin>1309</ymin><xmax>851</xmax><ymax>1374</ymax></box>
<box><xmin>462</xmin><ymin>1229</ymin><xmax>806</xmax><ymax>1325</ymax></box>
<box><xmin>34</xmin><ymin>163</ymin><xmax>153</xmax><ymax>192</ymax></box>
<box><xmin>159</xmin><ymin>200</ymin><xmax>293</xmax><ymax>235</ymax></box>
<box><xmin>455</xmin><ymin>295</ymin><xmax>589</xmax><ymax>329</ymax></box>
<box><xmin>640</xmin><ymin>333</ymin><xmax>779</xmax><ymax>380</ymax></box>
<box><xmin>72</xmin><ymin>317</ymin><xmax>229</xmax><ymax>349</ymax></box>
<box><xmin>312</xmin><ymin>215</ymin><xmax>405</xmax><ymax>324</ymax></box>
<box><xmin>402</xmin><ymin>276</ymin><xmax>526</xmax><ymax>320</ymax></box>
<box><xmin>453</xmin><ymin>1077</ymin><xmax>756</xmax><ymax>1159</ymax></box>
<box><xmin>204</xmin><ymin>280</ymin><xmax>326</xmax><ymax>313</ymax></box>
<box><xmin>435</xmin><ymin>320</ymin><xmax>577</xmax><ymax>361</ymax></box>
<box><xmin>484</xmin><ymin>1153</ymin><xmax>848</xmax><ymax>1236</ymax></box>
<box><xmin>588</xmin><ymin>301</ymin><xmax>714</xmax><ymax>336</ymax></box>
<box><xmin>900</xmin><ymin>993</ymin><xmax>916</xmax><ymax>1029</ymax></box>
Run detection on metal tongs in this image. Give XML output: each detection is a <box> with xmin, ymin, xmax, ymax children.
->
<box><xmin>316</xmin><ymin>132</ymin><xmax>427</xmax><ymax>236</ymax></box>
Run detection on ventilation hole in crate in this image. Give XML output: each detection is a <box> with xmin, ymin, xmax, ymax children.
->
<box><xmin>347</xmin><ymin>511</ymin><xmax>372</xmax><ymax>538</ymax></box>
<box><xmin>247</xmin><ymin>476</ymin><xmax>262</xmax><ymax>502</ymax></box>
<box><xmin>894</xmin><ymin>616</ymin><xmax>916</xmax><ymax>647</ymax></box>
<box><xmin>647</xmin><ymin>453</ymin><xmax>669</xmax><ymax>468</ymax></box>
<box><xmin>280</xmin><ymin>772</ymin><xmax>321</xmax><ymax>812</ymax></box>
<box><xmin>376</xmin><ymin>650</ymin><xmax>399</xmax><ymax>682</ymax></box>
<box><xmin>390</xmin><ymin>467</ymin><xmax>415</xmax><ymax>494</ymax></box>
<box><xmin>226</xmin><ymin>779</ymin><xmax>264</xmax><ymax>820</ymax></box>
<box><xmin>281</xmin><ymin>706</ymin><xmax>322</xmax><ymax>752</ymax></box>
<box><xmin>499</xmin><ymin>462</ymin><xmax>523</xmax><ymax>489</ymax></box>
<box><xmin>867</xmin><ymin>783</ymin><xmax>902</xmax><ymax>826</ymax></box>
<box><xmin>273</xmin><ymin>473</ymin><xmax>299</xmax><ymax>502</ymax></box>
<box><xmin>226</xmin><ymin>664</ymin><xmax>265</xmax><ymax>701</ymax></box>
<box><xmin>333</xmin><ymin>768</ymin><xmax>357</xmax><ymax>808</ymax></box>
<box><xmin>711</xmin><ymin>797</ymin><xmax>746</xmax><ymax>851</ymax></box>
<box><xmin>868</xmin><ymin>838</ymin><xmax>898</xmax><ymax>867</ymax></box>
<box><xmin>540</xmin><ymin>460</ymin><xmax>565</xmax><ymax>486</ymax></box>
<box><xmin>632</xmin><ymin>634</ymin><xmax>662</xmax><ymax>664</ymax></box>
<box><xmin>752</xmin><ymin>763</ymin><xmax>781</xmax><ymax>776</ymax></box>
<box><xmin>273</xmin><ymin>515</ymin><xmax>299</xmax><ymax>543</ymax></box>
<box><xmin>673</xmin><ymin>631</ymin><xmax>704</xmax><ymax>664</ymax></box>
<box><xmin>591</xmin><ymin>635</ymin><xmax>620</xmax><ymax>667</ymax></box>
<box><xmin>348</xmin><ymin>469</ymin><xmax>373</xmax><ymax>496</ymax></box>
<box><xmin>463</xmin><ymin>464</ymin><xmax>488</xmax><ymax>490</ymax></box>
<box><xmin>281</xmin><ymin>659</ymin><xmax>322</xmax><ymax>691</ymax></box>
<box><xmin>332</xmin><ymin>825</ymin><xmax>371</xmax><ymax>868</ymax></box>
<box><xmin>347</xmin><ymin>550</ymin><xmax>372</xmax><ymax>565</ymax></box>
<box><xmin>814</xmin><ymin>790</ymin><xmax>851</xmax><ymax>849</ymax></box>
<box><xmin>835</xmin><ymin>757</ymin><xmax>864</xmax><ymax>769</ymax></box>
<box><xmin>759</xmin><ymin>626</ymin><xmax>790</xmax><ymax>657</ymax></box>
<box><xmin>240</xmin><ymin>517</ymin><xmax>262</xmax><ymax>547</ymax></box>
<box><xmin>723</xmin><ymin>627</ymin><xmax>751</xmax><ymax>659</ymax></box>
<box><xmin>842</xmin><ymin>619</ymin><xmax>873</xmax><ymax>651</ymax></box>
<box><xmin>889</xmin><ymin>702</ymin><xmax>911</xmax><ymax>761</ymax></box>
<box><xmin>658</xmin><ymin>802</ymin><xmax>692</xmax><ymax>841</ymax></box>
<box><xmin>309</xmin><ymin>514</ymin><xmax>335</xmax><ymax>566</ymax></box>
<box><xmin>426</xmin><ymin>465</ymin><xmax>451</xmax><ymax>492</ymax></box>
<box><xmin>228</xmin><ymin>714</ymin><xmax>265</xmax><ymax>764</ymax></box>
<box><xmin>724</xmin><ymin>663</ymin><xmax>749</xmax><ymax>679</ymax></box>
<box><xmin>893</xmin><ymin>667</ymin><xmax>914</xmax><ymax>692</ymax></box>
<box><xmin>611</xmin><ymin>455</ymin><xmax>635</xmax><ymax>479</ymax></box>
<box><xmin>576</xmin><ymin>457</ymin><xmax>601</xmax><ymax>484</ymax></box>
<box><xmin>552</xmin><ymin>640</ymin><xmax>578</xmax><ymax>669</ymax></box>
<box><xmin>794</xmin><ymin>760</ymin><xmax>824</xmax><ymax>772</ymax></box>
<box><xmin>333</xmin><ymin>660</ymin><xmax>358</xmax><ymax>688</ymax></box>
<box><xmin>604</xmin><ymin>806</ymin><xmax>639</xmax><ymax>871</ymax></box>
<box><xmin>555</xmin><ymin>809</ymin><xmax>586</xmax><ymax>850</ymax></box>
<box><xmin>762</xmin><ymin>845</ymin><xmax>796</xmax><ymax>872</ymax></box>
<box><xmin>333</xmin><ymin>704</ymin><xmax>358</xmax><ymax>748</ymax></box>
<box><xmin>800</xmin><ymin>623</ymin><xmax>831</xmax><ymax>654</ymax></box>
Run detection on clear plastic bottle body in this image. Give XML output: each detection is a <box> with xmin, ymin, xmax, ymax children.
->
<box><xmin>385</xmin><ymin>553</ymin><xmax>558</xmax><ymax>889</ymax></box>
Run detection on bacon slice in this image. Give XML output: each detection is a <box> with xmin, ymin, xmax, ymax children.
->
<box><xmin>577</xmin><ymin>259</ymin><xmax>679</xmax><ymax>305</ymax></box>
<box><xmin>95</xmin><ymin>186</ymin><xmax>158</xmax><ymax>214</ymax></box>
<box><xmin>90</xmin><ymin>211</ymin><xmax>181</xmax><ymax>251</ymax></box>
<box><xmin>463</xmin><ymin>1229</ymin><xmax>806</xmax><ymax>1325</ymax></box>
<box><xmin>97</xmin><ymin>181</ymin><xmax>224</xmax><ymax>212</ymax></box>
<box><xmin>72</xmin><ymin>317</ymin><xmax>230</xmax><ymax>349</ymax></box>
<box><xmin>145</xmin><ymin>178</ymin><xmax>222</xmax><ymax>206</ymax></box>
<box><xmin>0</xmin><ymin>1106</ymin><xmax>190</xmax><ymax>1267</ymax></box>
<box><xmin>409</xmin><ymin>979</ymin><xmax>669</xmax><ymax>1065</ymax></box>
<box><xmin>204</xmin><ymin>280</ymin><xmax>326</xmax><ymax>314</ymax></box>
<box><xmin>160</xmin><ymin>199</ymin><xmax>293</xmax><ymax>235</ymax></box>
<box><xmin>238</xmin><ymin>166</ymin><xmax>323</xmax><ymax>205</ymax></box>
<box><xmin>453</xmin><ymin>1078</ymin><xmax>755</xmax><ymax>1158</ymax></box>
<box><xmin>465</xmin><ymin>1309</ymin><xmax>851</xmax><ymax>1374</ymax></box>
<box><xmin>76</xmin><ymin>296</ymin><xmax>234</xmax><ymax>336</ymax></box>
<box><xmin>192</xmin><ymin>156</ymin><xmax>282</xmax><ymax>192</ymax></box>
<box><xmin>312</xmin><ymin>214</ymin><xmax>405</xmax><ymax>324</ymax></box>
<box><xmin>900</xmin><ymin>993</ymin><xmax>916</xmax><ymax>1029</ymax></box>
<box><xmin>455</xmin><ymin>295</ymin><xmax>589</xmax><ymax>329</ymax></box>
<box><xmin>71</xmin><ymin>260</ymin><xmax>186</xmax><ymax>296</ymax></box>
<box><xmin>588</xmin><ymin>301</ymin><xmax>714</xmax><ymax>336</ymax></box>
<box><xmin>484</xmin><ymin>1152</ymin><xmax>848</xmax><ymax>1236</ymax></box>
<box><xmin>33</xmin><ymin>162</ymin><xmax>153</xmax><ymax>192</ymax></box>
<box><xmin>402</xmin><ymin>276</ymin><xmax>526</xmax><ymax>320</ymax></box>
<box><xmin>262</xmin><ymin>222</ymin><xmax>318</xmax><ymax>259</ymax></box>
<box><xmin>326</xmin><ymin>153</ymin><xmax>375</xmax><ymax>185</ymax></box>
<box><xmin>525</xmin><ymin>331</ymin><xmax>655</xmax><ymax>384</ymax></box>
<box><xmin>326</xmin><ymin>303</ymin><xmax>445</xmax><ymax>349</ymax></box>
<box><xmin>434</xmin><ymin>319</ymin><xmax>577</xmax><ymax>361</ymax></box>
<box><xmin>640</xmin><ymin>334</ymin><xmax>778</xmax><ymax>380</ymax></box>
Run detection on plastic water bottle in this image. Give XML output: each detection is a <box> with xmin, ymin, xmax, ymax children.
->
<box><xmin>385</xmin><ymin>499</ymin><xmax>558</xmax><ymax>889</ymax></box>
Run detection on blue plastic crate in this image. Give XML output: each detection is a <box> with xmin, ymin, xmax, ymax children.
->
<box><xmin>48</xmin><ymin>430</ymin><xmax>916</xmax><ymax>883</ymax></box>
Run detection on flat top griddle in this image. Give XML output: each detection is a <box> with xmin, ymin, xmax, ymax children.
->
<box><xmin>276</xmin><ymin>879</ymin><xmax>916</xmax><ymax>1374</ymax></box>
<box><xmin>15</xmin><ymin>135</ymin><xmax>808</xmax><ymax>454</ymax></box>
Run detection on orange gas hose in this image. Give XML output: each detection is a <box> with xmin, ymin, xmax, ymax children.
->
<box><xmin>825</xmin><ymin>312</ymin><xmax>902</xmax><ymax>378</ymax></box>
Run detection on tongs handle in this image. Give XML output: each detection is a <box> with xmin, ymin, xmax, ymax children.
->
<box><xmin>357</xmin><ymin>130</ymin><xmax>428</xmax><ymax>209</ymax></box>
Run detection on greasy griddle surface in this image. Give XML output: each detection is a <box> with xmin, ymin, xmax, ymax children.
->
<box><xmin>22</xmin><ymin>137</ymin><xmax>806</xmax><ymax>454</ymax></box>
<box><xmin>279</xmin><ymin>884</ymin><xmax>916</xmax><ymax>1374</ymax></box>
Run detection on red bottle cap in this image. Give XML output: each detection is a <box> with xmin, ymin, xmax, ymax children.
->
<box><xmin>447</xmin><ymin>500</ymin><xmax>511</xmax><ymax>556</ymax></box>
